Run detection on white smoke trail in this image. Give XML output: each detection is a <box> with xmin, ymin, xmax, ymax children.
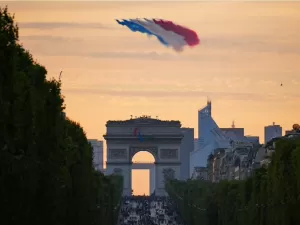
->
<box><xmin>130</xmin><ymin>18</ymin><xmax>187</xmax><ymax>52</ymax></box>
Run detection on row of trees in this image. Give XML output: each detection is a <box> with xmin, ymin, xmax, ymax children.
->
<box><xmin>0</xmin><ymin>6</ymin><xmax>123</xmax><ymax>225</ymax></box>
<box><xmin>166</xmin><ymin>137</ymin><xmax>300</xmax><ymax>225</ymax></box>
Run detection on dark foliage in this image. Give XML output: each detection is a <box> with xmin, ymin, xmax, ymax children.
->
<box><xmin>166</xmin><ymin>138</ymin><xmax>300</xmax><ymax>225</ymax></box>
<box><xmin>0</xmin><ymin>6</ymin><xmax>123</xmax><ymax>225</ymax></box>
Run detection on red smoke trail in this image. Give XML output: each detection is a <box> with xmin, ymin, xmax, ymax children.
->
<box><xmin>153</xmin><ymin>19</ymin><xmax>200</xmax><ymax>46</ymax></box>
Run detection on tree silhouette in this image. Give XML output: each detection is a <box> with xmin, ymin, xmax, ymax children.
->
<box><xmin>166</xmin><ymin>136</ymin><xmax>300</xmax><ymax>225</ymax></box>
<box><xmin>0</xmin><ymin>6</ymin><xmax>123</xmax><ymax>225</ymax></box>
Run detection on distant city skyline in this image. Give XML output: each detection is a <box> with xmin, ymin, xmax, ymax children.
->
<box><xmin>2</xmin><ymin>1</ymin><xmax>299</xmax><ymax>195</ymax></box>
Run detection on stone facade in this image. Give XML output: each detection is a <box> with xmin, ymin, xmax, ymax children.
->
<box><xmin>191</xmin><ymin>167</ymin><xmax>208</xmax><ymax>180</ymax></box>
<box><xmin>260</xmin><ymin>130</ymin><xmax>300</xmax><ymax>168</ymax></box>
<box><xmin>109</xmin><ymin>149</ymin><xmax>127</xmax><ymax>160</ymax></box>
<box><xmin>104</xmin><ymin>116</ymin><xmax>183</xmax><ymax>196</ymax></box>
<box><xmin>160</xmin><ymin>149</ymin><xmax>178</xmax><ymax>159</ymax></box>
<box><xmin>207</xmin><ymin>143</ymin><xmax>256</xmax><ymax>182</ymax></box>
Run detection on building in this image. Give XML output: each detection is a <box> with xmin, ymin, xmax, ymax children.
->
<box><xmin>206</xmin><ymin>145</ymin><xmax>255</xmax><ymax>182</ymax></box>
<box><xmin>220</xmin><ymin>121</ymin><xmax>245</xmax><ymax>140</ymax></box>
<box><xmin>180</xmin><ymin>128</ymin><xmax>194</xmax><ymax>180</ymax></box>
<box><xmin>191</xmin><ymin>167</ymin><xmax>208</xmax><ymax>180</ymax></box>
<box><xmin>194</xmin><ymin>138</ymin><xmax>198</xmax><ymax>151</ymax></box>
<box><xmin>221</xmin><ymin>127</ymin><xmax>246</xmax><ymax>143</ymax></box>
<box><xmin>205</xmin><ymin>136</ymin><xmax>258</xmax><ymax>182</ymax></box>
<box><xmin>88</xmin><ymin>139</ymin><xmax>104</xmax><ymax>172</ymax></box>
<box><xmin>234</xmin><ymin>166</ymin><xmax>241</xmax><ymax>180</ymax></box>
<box><xmin>207</xmin><ymin>124</ymin><xmax>297</xmax><ymax>181</ymax></box>
<box><xmin>253</xmin><ymin>147</ymin><xmax>266</xmax><ymax>169</ymax></box>
<box><xmin>191</xmin><ymin>101</ymin><xmax>259</xmax><ymax>179</ymax></box>
<box><xmin>197</xmin><ymin>100</ymin><xmax>213</xmax><ymax>148</ymax></box>
<box><xmin>190</xmin><ymin>100</ymin><xmax>231</xmax><ymax>172</ymax></box>
<box><xmin>207</xmin><ymin>154</ymin><xmax>214</xmax><ymax>181</ymax></box>
<box><xmin>211</xmin><ymin>148</ymin><xmax>226</xmax><ymax>182</ymax></box>
<box><xmin>245</xmin><ymin>135</ymin><xmax>260</xmax><ymax>145</ymax></box>
<box><xmin>260</xmin><ymin>127</ymin><xmax>300</xmax><ymax>168</ymax></box>
<box><xmin>259</xmin><ymin>138</ymin><xmax>277</xmax><ymax>168</ymax></box>
<box><xmin>220</xmin><ymin>122</ymin><xmax>259</xmax><ymax>144</ymax></box>
<box><xmin>104</xmin><ymin>116</ymin><xmax>184</xmax><ymax>196</ymax></box>
<box><xmin>264</xmin><ymin>122</ymin><xmax>282</xmax><ymax>144</ymax></box>
<box><xmin>285</xmin><ymin>130</ymin><xmax>294</xmax><ymax>135</ymax></box>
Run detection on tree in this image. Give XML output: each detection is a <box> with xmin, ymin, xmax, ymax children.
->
<box><xmin>166</xmin><ymin>137</ymin><xmax>300</xmax><ymax>225</ymax></box>
<box><xmin>0</xmin><ymin>6</ymin><xmax>123</xmax><ymax>225</ymax></box>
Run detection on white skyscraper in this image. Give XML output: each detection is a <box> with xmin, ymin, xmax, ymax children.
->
<box><xmin>88</xmin><ymin>139</ymin><xmax>104</xmax><ymax>171</ymax></box>
<box><xmin>198</xmin><ymin>100</ymin><xmax>213</xmax><ymax>148</ymax></box>
<box><xmin>264</xmin><ymin>123</ymin><xmax>282</xmax><ymax>144</ymax></box>
<box><xmin>197</xmin><ymin>100</ymin><xmax>229</xmax><ymax>150</ymax></box>
<box><xmin>190</xmin><ymin>101</ymin><xmax>230</xmax><ymax>175</ymax></box>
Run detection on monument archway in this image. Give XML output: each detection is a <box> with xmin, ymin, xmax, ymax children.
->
<box><xmin>131</xmin><ymin>151</ymin><xmax>155</xmax><ymax>196</ymax></box>
<box><xmin>104</xmin><ymin>116</ymin><xmax>183</xmax><ymax>196</ymax></box>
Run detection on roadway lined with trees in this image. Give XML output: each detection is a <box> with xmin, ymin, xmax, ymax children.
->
<box><xmin>0</xmin><ymin>6</ymin><xmax>123</xmax><ymax>225</ymax></box>
<box><xmin>166</xmin><ymin>137</ymin><xmax>300</xmax><ymax>225</ymax></box>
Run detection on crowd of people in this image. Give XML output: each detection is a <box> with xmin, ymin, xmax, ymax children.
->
<box><xmin>118</xmin><ymin>194</ymin><xmax>185</xmax><ymax>225</ymax></box>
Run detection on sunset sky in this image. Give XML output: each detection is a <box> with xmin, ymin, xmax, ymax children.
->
<box><xmin>2</xmin><ymin>1</ymin><xmax>300</xmax><ymax>195</ymax></box>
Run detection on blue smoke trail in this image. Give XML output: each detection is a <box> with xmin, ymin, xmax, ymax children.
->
<box><xmin>116</xmin><ymin>19</ymin><xmax>168</xmax><ymax>46</ymax></box>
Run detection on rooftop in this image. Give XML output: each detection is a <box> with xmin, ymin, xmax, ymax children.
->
<box><xmin>106</xmin><ymin>115</ymin><xmax>181</xmax><ymax>127</ymax></box>
<box><xmin>265</xmin><ymin>132</ymin><xmax>300</xmax><ymax>148</ymax></box>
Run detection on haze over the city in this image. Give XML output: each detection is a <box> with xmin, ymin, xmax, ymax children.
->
<box><xmin>2</xmin><ymin>1</ymin><xmax>300</xmax><ymax>195</ymax></box>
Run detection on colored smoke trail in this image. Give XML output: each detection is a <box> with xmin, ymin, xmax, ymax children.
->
<box><xmin>116</xmin><ymin>18</ymin><xmax>200</xmax><ymax>52</ymax></box>
<box><xmin>116</xmin><ymin>19</ymin><xmax>169</xmax><ymax>46</ymax></box>
<box><xmin>153</xmin><ymin>19</ymin><xmax>200</xmax><ymax>46</ymax></box>
<box><xmin>131</xmin><ymin>19</ymin><xmax>186</xmax><ymax>52</ymax></box>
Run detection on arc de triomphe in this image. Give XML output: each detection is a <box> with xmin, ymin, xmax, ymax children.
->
<box><xmin>104</xmin><ymin>116</ymin><xmax>183</xmax><ymax>196</ymax></box>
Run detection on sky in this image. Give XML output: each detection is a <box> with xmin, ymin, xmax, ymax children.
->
<box><xmin>1</xmin><ymin>1</ymin><xmax>300</xmax><ymax>195</ymax></box>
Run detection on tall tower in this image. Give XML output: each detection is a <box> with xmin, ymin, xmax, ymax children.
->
<box><xmin>198</xmin><ymin>100</ymin><xmax>213</xmax><ymax>147</ymax></box>
<box><xmin>193</xmin><ymin>100</ymin><xmax>231</xmax><ymax>170</ymax></box>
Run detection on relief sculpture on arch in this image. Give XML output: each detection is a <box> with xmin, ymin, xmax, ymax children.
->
<box><xmin>108</xmin><ymin>149</ymin><xmax>127</xmax><ymax>160</ymax></box>
<box><xmin>160</xmin><ymin>149</ymin><xmax>178</xmax><ymax>159</ymax></box>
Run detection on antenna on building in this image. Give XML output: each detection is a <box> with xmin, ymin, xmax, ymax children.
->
<box><xmin>207</xmin><ymin>96</ymin><xmax>211</xmax><ymax>105</ymax></box>
<box><xmin>232</xmin><ymin>120</ymin><xmax>235</xmax><ymax>128</ymax></box>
